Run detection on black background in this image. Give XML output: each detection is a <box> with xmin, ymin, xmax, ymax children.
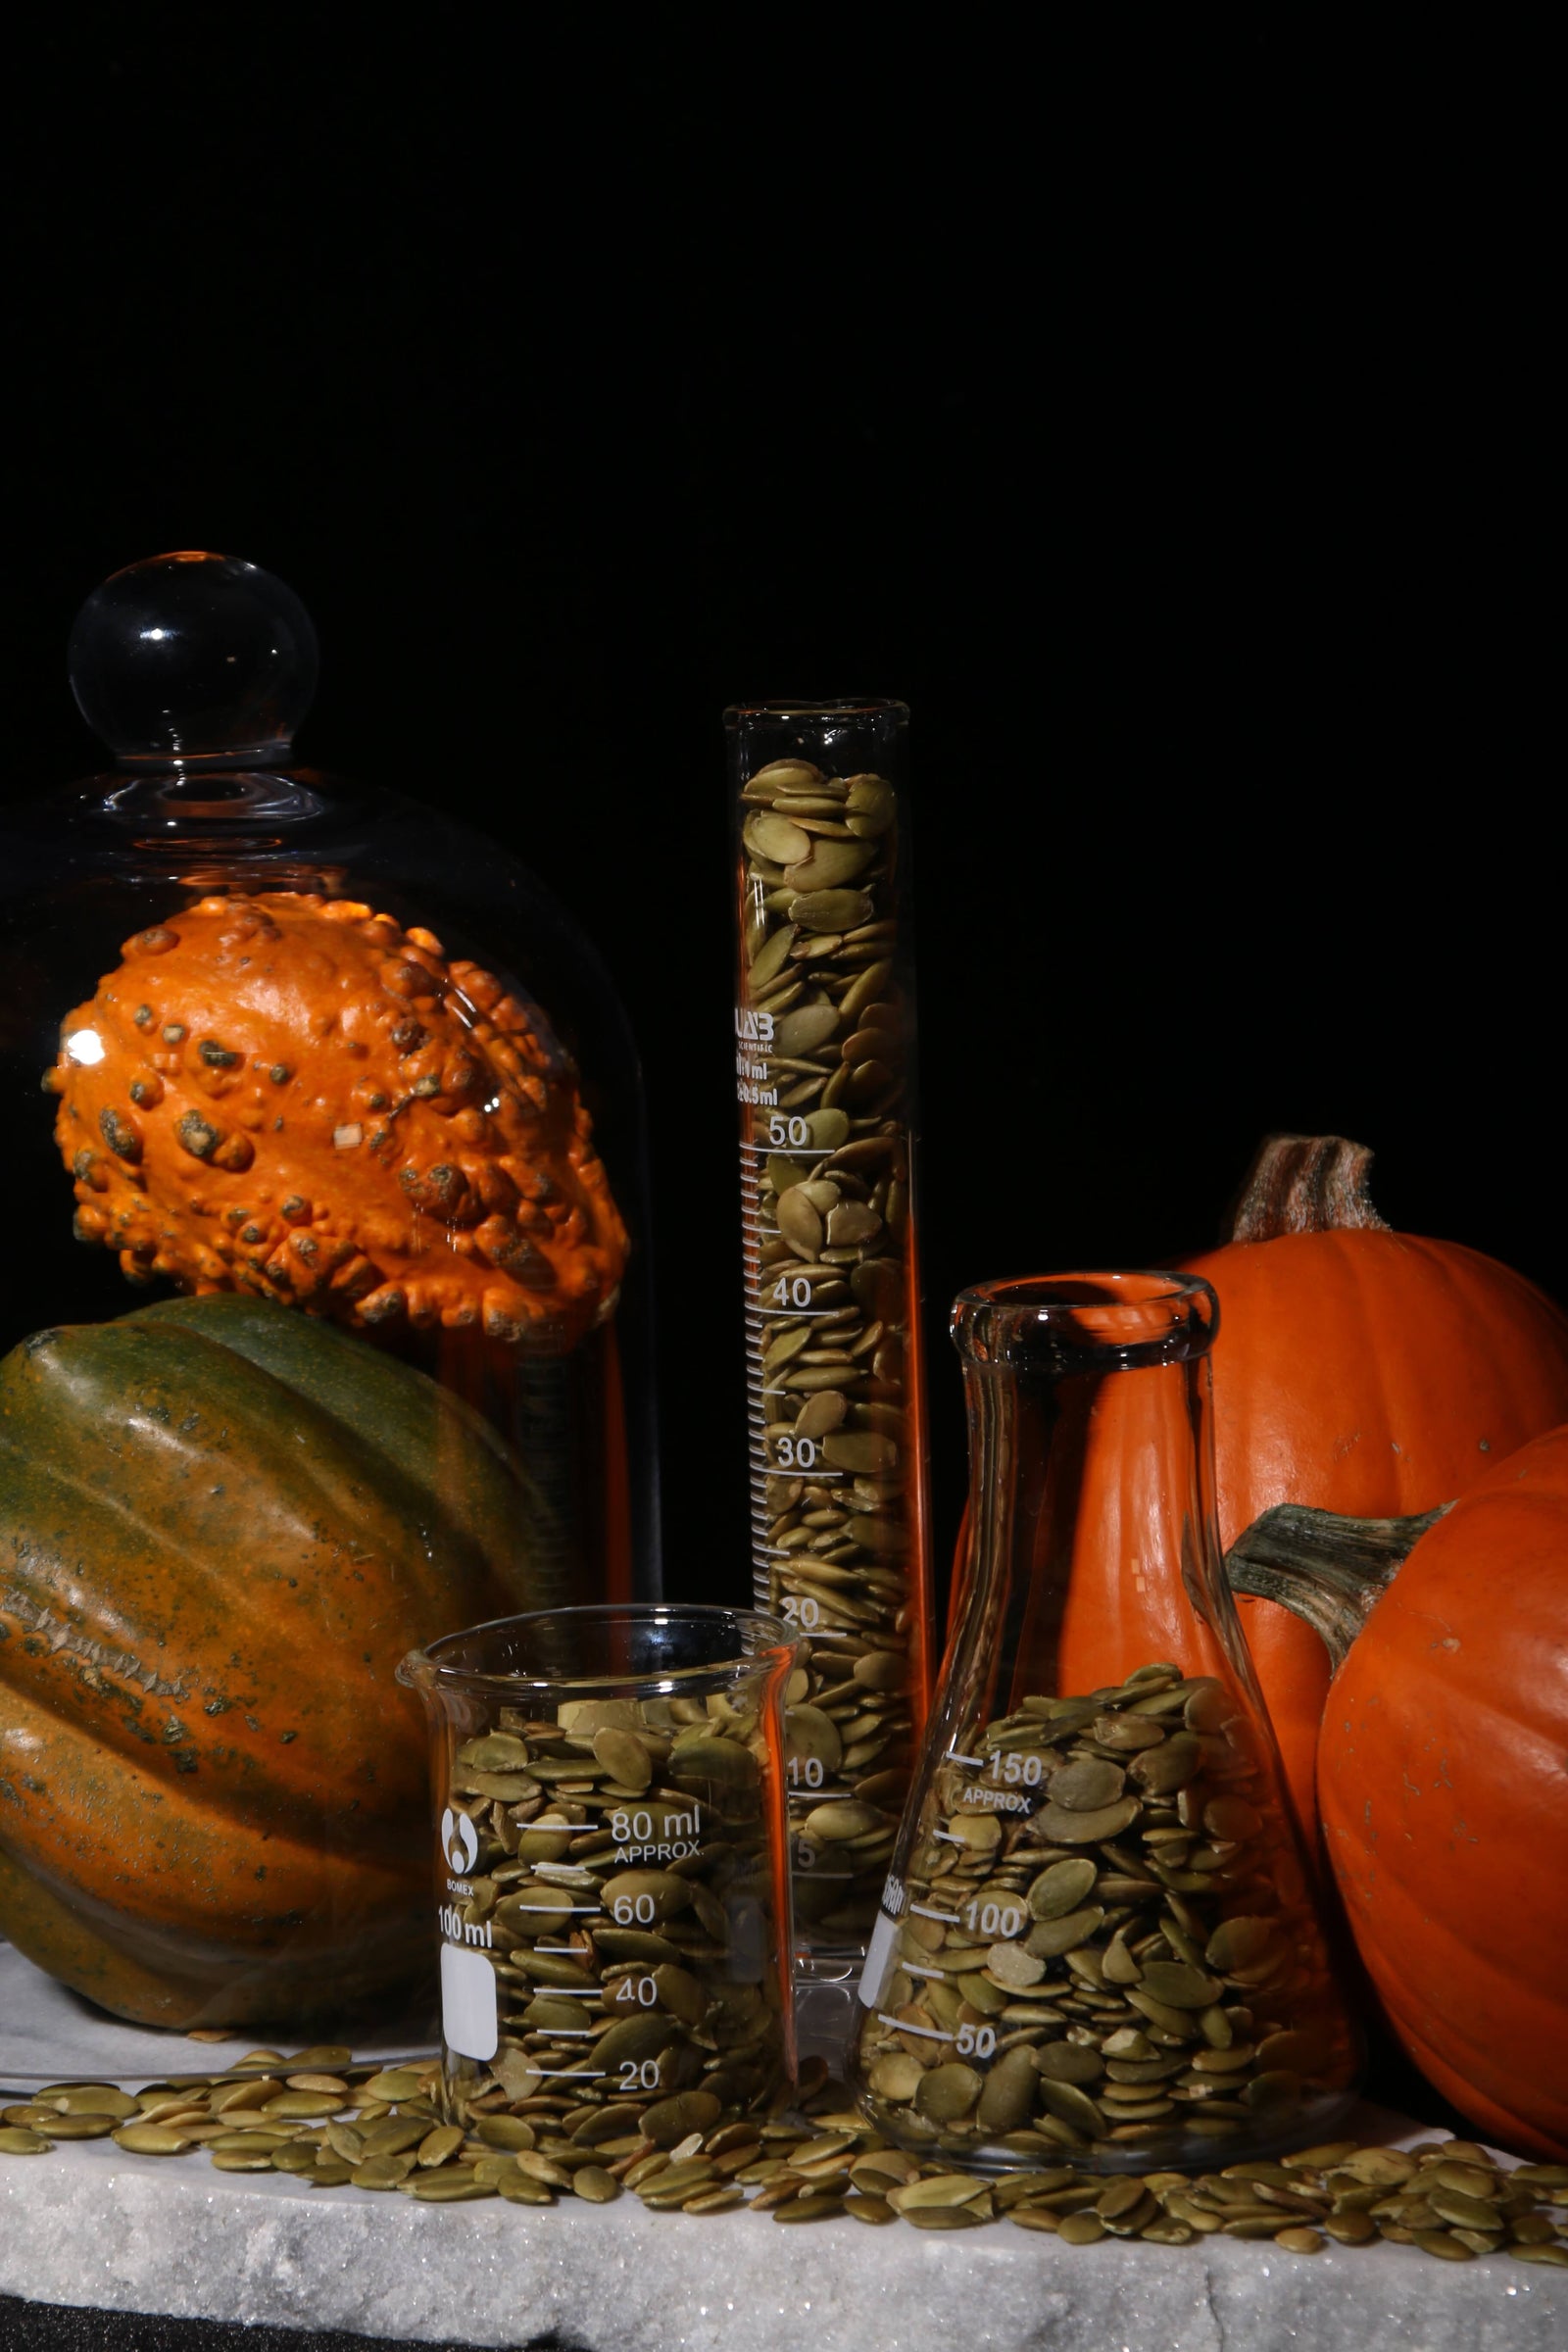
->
<box><xmin>5</xmin><ymin>22</ymin><xmax>1557</xmax><ymax>1610</ymax></box>
<box><xmin>0</xmin><ymin>21</ymin><xmax>1557</xmax><ymax>2342</ymax></box>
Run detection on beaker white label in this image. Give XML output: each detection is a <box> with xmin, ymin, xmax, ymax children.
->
<box><xmin>441</xmin><ymin>1939</ymin><xmax>498</xmax><ymax>2061</ymax></box>
<box><xmin>858</xmin><ymin>1905</ymin><xmax>900</xmax><ymax>2011</ymax></box>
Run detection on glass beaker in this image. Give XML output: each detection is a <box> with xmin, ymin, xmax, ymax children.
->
<box><xmin>724</xmin><ymin>699</ymin><xmax>934</xmax><ymax>1995</ymax></box>
<box><xmin>851</xmin><ymin>1273</ymin><xmax>1360</xmax><ymax>2172</ymax></box>
<box><xmin>399</xmin><ymin>1604</ymin><xmax>801</xmax><ymax>2150</ymax></box>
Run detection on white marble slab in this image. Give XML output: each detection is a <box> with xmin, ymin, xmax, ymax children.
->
<box><xmin>0</xmin><ymin>1935</ymin><xmax>435</xmax><ymax>2088</ymax></box>
<box><xmin>0</xmin><ymin>2112</ymin><xmax>1560</xmax><ymax>2351</ymax></box>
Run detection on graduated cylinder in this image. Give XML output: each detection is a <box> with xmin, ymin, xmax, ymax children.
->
<box><xmin>726</xmin><ymin>700</ymin><xmax>933</xmax><ymax>1968</ymax></box>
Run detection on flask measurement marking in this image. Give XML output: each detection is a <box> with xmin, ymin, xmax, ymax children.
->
<box><xmin>874</xmin><ymin>2012</ymin><xmax>953</xmax><ymax>2041</ymax></box>
<box><xmin>508</xmin><ymin>1901</ymin><xmax>604</xmax><ymax>1917</ymax></box>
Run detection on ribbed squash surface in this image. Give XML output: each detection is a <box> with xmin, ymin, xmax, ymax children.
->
<box><xmin>0</xmin><ymin>1294</ymin><xmax>542</xmax><ymax>2028</ymax></box>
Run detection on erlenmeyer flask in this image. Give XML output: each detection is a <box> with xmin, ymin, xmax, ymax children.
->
<box><xmin>851</xmin><ymin>1272</ymin><xmax>1360</xmax><ymax>2171</ymax></box>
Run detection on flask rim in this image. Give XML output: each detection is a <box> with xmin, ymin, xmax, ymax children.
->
<box><xmin>952</xmin><ymin>1269</ymin><xmax>1218</xmax><ymax>1361</ymax></box>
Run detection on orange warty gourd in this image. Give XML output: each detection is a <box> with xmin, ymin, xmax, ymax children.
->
<box><xmin>1226</xmin><ymin>1432</ymin><xmax>1568</xmax><ymax>2160</ymax></box>
<box><xmin>46</xmin><ymin>891</ymin><xmax>628</xmax><ymax>1351</ymax></box>
<box><xmin>1183</xmin><ymin>1136</ymin><xmax>1568</xmax><ymax>1841</ymax></box>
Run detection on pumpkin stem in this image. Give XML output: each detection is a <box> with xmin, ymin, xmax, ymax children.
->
<box><xmin>1222</xmin><ymin>1134</ymin><xmax>1391</xmax><ymax>1243</ymax></box>
<box><xmin>1223</xmin><ymin>1500</ymin><xmax>1449</xmax><ymax>1673</ymax></box>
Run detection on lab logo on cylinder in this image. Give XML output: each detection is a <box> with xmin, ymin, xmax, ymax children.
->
<box><xmin>442</xmin><ymin>1807</ymin><xmax>478</xmax><ymax>1876</ymax></box>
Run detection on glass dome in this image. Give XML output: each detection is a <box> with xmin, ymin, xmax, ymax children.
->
<box><xmin>0</xmin><ymin>552</ymin><xmax>659</xmax><ymax>2040</ymax></box>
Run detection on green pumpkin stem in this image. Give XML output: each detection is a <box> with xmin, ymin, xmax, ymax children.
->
<box><xmin>1222</xmin><ymin>1134</ymin><xmax>1392</xmax><ymax>1244</ymax></box>
<box><xmin>1223</xmin><ymin>1501</ymin><xmax>1449</xmax><ymax>1673</ymax></box>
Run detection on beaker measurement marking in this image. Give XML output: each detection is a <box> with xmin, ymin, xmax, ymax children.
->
<box><xmin>534</xmin><ymin>2069</ymin><xmax>608</xmax><ymax>2080</ymax></box>
<box><xmin>751</xmin><ymin>1307</ymin><xmax>837</xmax><ymax>1319</ymax></box>
<box><xmin>531</xmin><ymin>2028</ymin><xmax>599</xmax><ymax>2038</ymax></box>
<box><xmin>909</xmin><ymin>1902</ymin><xmax>962</xmax><ymax>1924</ymax></box>
<box><xmin>740</xmin><ymin>1142</ymin><xmax>825</xmax><ymax>1156</ymax></box>
<box><xmin>534</xmin><ymin>1944</ymin><xmax>586</xmax><ymax>1955</ymax></box>
<box><xmin>904</xmin><ymin>1963</ymin><xmax>947</xmax><ymax>1982</ymax></box>
<box><xmin>875</xmin><ymin>2012</ymin><xmax>954</xmax><ymax>2043</ymax></box>
<box><xmin>510</xmin><ymin>1902</ymin><xmax>604</xmax><ymax>1916</ymax></box>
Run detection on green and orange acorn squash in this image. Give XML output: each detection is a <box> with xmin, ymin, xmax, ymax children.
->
<box><xmin>0</xmin><ymin>1292</ymin><xmax>544</xmax><ymax>2030</ymax></box>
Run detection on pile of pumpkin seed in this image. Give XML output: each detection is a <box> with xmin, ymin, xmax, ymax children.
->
<box><xmin>439</xmin><ymin>1690</ymin><xmax>788</xmax><ymax>2140</ymax></box>
<box><xmin>855</xmin><ymin>1663</ymin><xmax>1354</xmax><ymax>2163</ymax></box>
<box><xmin>3</xmin><ymin>2054</ymin><xmax>1565</xmax><ymax>2263</ymax></box>
<box><xmin>740</xmin><ymin>756</ymin><xmax>920</xmax><ymax>1950</ymax></box>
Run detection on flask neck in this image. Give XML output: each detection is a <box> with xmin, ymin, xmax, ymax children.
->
<box><xmin>948</xmin><ymin>1273</ymin><xmax>1224</xmax><ymax>1721</ymax></box>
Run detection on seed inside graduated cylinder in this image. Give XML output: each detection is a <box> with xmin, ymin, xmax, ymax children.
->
<box><xmin>853</xmin><ymin>1662</ymin><xmax>1355</xmax><ymax>2165</ymax></box>
<box><xmin>439</xmin><ymin>1694</ymin><xmax>788</xmax><ymax>2144</ymax></box>
<box><xmin>737</xmin><ymin>749</ymin><xmax>925</xmax><ymax>1953</ymax></box>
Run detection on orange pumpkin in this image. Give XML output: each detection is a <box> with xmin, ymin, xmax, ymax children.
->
<box><xmin>1228</xmin><ymin>1433</ymin><xmax>1568</xmax><ymax>2159</ymax></box>
<box><xmin>1184</xmin><ymin>1135</ymin><xmax>1568</xmax><ymax>1840</ymax></box>
<box><xmin>46</xmin><ymin>891</ymin><xmax>627</xmax><ymax>1351</ymax></box>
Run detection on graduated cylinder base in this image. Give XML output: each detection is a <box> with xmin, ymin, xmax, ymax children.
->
<box><xmin>792</xmin><ymin>1957</ymin><xmax>862</xmax><ymax>2070</ymax></box>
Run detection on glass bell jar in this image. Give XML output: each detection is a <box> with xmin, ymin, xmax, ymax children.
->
<box><xmin>850</xmin><ymin>1272</ymin><xmax>1361</xmax><ymax>2172</ymax></box>
<box><xmin>0</xmin><ymin>551</ymin><xmax>658</xmax><ymax>2036</ymax></box>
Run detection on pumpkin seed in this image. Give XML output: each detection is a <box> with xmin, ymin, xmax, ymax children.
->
<box><xmin>1413</xmin><ymin>2229</ymin><xmax>1475</xmax><ymax>2261</ymax></box>
<box><xmin>1057</xmin><ymin>2212</ymin><xmax>1106</xmax><ymax>2245</ymax></box>
<box><xmin>1048</xmin><ymin>1757</ymin><xmax>1126</xmax><ymax>1812</ymax></box>
<box><xmin>592</xmin><ymin>1728</ymin><xmax>652</xmax><ymax>1792</ymax></box>
<box><xmin>1027</xmin><ymin>1906</ymin><xmax>1105</xmax><ymax>1959</ymax></box>
<box><xmin>0</xmin><ymin>2128</ymin><xmax>51</xmax><ymax>2154</ymax></box>
<box><xmin>1027</xmin><ymin>1858</ymin><xmax>1099</xmax><ymax>1918</ymax></box>
<box><xmin>854</xmin><ymin>1661</ymin><xmax>1356</xmax><ymax>2170</ymax></box>
<box><xmin>914</xmin><ymin>2065</ymin><xmax>983</xmax><ymax>2123</ymax></box>
<box><xmin>1029</xmin><ymin>1795</ymin><xmax>1145</xmax><ymax>1845</ymax></box>
<box><xmin>24</xmin><ymin>2113</ymin><xmax>118</xmax><ymax>2140</ymax></box>
<box><xmin>773</xmin><ymin>2192</ymin><xmax>846</xmax><ymax>2222</ymax></box>
<box><xmin>497</xmin><ymin>2173</ymin><xmax>556</xmax><ymax>2205</ymax></box>
<box><xmin>1428</xmin><ymin>2186</ymin><xmax>1503</xmax><ymax>2230</ymax></box>
<box><xmin>112</xmin><ymin>2124</ymin><xmax>194</xmax><ymax>2155</ymax></box>
<box><xmin>49</xmin><ymin>2084</ymin><xmax>139</xmax><ymax>2118</ymax></box>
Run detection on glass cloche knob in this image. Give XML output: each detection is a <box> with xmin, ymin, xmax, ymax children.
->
<box><xmin>68</xmin><ymin>551</ymin><xmax>319</xmax><ymax>766</ymax></box>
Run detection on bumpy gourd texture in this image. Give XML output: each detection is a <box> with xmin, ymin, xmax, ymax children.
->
<box><xmin>47</xmin><ymin>893</ymin><xmax>627</xmax><ymax>1350</ymax></box>
<box><xmin>0</xmin><ymin>1294</ymin><xmax>544</xmax><ymax>2029</ymax></box>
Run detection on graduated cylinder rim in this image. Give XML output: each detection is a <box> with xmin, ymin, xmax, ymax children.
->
<box><xmin>723</xmin><ymin>697</ymin><xmax>908</xmax><ymax>723</ymax></box>
<box><xmin>952</xmin><ymin>1269</ymin><xmax>1219</xmax><ymax>1360</ymax></box>
<box><xmin>398</xmin><ymin>1601</ymin><xmax>799</xmax><ymax>1699</ymax></box>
